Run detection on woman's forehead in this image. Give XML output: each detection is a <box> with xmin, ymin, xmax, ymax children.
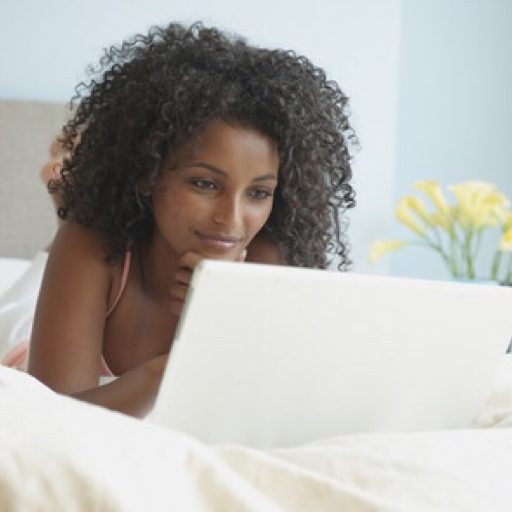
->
<box><xmin>164</xmin><ymin>121</ymin><xmax>279</xmax><ymax>169</ymax></box>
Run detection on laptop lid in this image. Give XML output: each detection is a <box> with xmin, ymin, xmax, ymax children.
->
<box><xmin>151</xmin><ymin>261</ymin><xmax>512</xmax><ymax>448</ymax></box>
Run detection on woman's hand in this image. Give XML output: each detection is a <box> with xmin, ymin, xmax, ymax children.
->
<box><xmin>72</xmin><ymin>353</ymin><xmax>169</xmax><ymax>418</ymax></box>
<box><xmin>169</xmin><ymin>250</ymin><xmax>246</xmax><ymax>317</ymax></box>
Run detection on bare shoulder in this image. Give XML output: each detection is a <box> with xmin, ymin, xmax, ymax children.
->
<box><xmin>46</xmin><ymin>221</ymin><xmax>118</xmax><ymax>297</ymax></box>
<box><xmin>29</xmin><ymin>221</ymin><xmax>116</xmax><ymax>393</ymax></box>
<box><xmin>246</xmin><ymin>232</ymin><xmax>286</xmax><ymax>265</ymax></box>
<box><xmin>52</xmin><ymin>220</ymin><xmax>108</xmax><ymax>261</ymax></box>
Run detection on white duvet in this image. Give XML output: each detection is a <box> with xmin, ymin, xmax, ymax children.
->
<box><xmin>1</xmin><ymin>357</ymin><xmax>512</xmax><ymax>512</ymax></box>
<box><xmin>1</xmin><ymin>256</ymin><xmax>512</xmax><ymax>511</ymax></box>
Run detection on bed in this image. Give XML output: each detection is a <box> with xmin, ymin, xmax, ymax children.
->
<box><xmin>1</xmin><ymin>99</ymin><xmax>512</xmax><ymax>511</ymax></box>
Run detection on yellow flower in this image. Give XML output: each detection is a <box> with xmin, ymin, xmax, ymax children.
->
<box><xmin>494</xmin><ymin>208</ymin><xmax>512</xmax><ymax>230</ymax></box>
<box><xmin>447</xmin><ymin>181</ymin><xmax>489</xmax><ymax>226</ymax></box>
<box><xmin>447</xmin><ymin>181</ymin><xmax>509</xmax><ymax>230</ymax></box>
<box><xmin>499</xmin><ymin>229</ymin><xmax>512</xmax><ymax>252</ymax></box>
<box><xmin>414</xmin><ymin>180</ymin><xmax>450</xmax><ymax>215</ymax></box>
<box><xmin>370</xmin><ymin>178</ymin><xmax>512</xmax><ymax>280</ymax></box>
<box><xmin>395</xmin><ymin>197</ymin><xmax>426</xmax><ymax>236</ymax></box>
<box><xmin>428</xmin><ymin>211</ymin><xmax>450</xmax><ymax>231</ymax></box>
<box><xmin>369</xmin><ymin>240</ymin><xmax>408</xmax><ymax>264</ymax></box>
<box><xmin>481</xmin><ymin>192</ymin><xmax>510</xmax><ymax>228</ymax></box>
<box><xmin>408</xmin><ymin>197</ymin><xmax>434</xmax><ymax>226</ymax></box>
<box><xmin>486</xmin><ymin>192</ymin><xmax>510</xmax><ymax>207</ymax></box>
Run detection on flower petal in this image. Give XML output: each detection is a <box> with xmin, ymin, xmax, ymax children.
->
<box><xmin>414</xmin><ymin>180</ymin><xmax>450</xmax><ymax>215</ymax></box>
<box><xmin>447</xmin><ymin>181</ymin><xmax>506</xmax><ymax>229</ymax></box>
<box><xmin>395</xmin><ymin>197</ymin><xmax>426</xmax><ymax>236</ymax></box>
<box><xmin>499</xmin><ymin>229</ymin><xmax>512</xmax><ymax>252</ymax></box>
<box><xmin>369</xmin><ymin>240</ymin><xmax>408</xmax><ymax>264</ymax></box>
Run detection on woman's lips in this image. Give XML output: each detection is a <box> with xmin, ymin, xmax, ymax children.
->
<box><xmin>195</xmin><ymin>231</ymin><xmax>243</xmax><ymax>252</ymax></box>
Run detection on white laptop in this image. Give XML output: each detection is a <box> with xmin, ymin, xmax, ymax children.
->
<box><xmin>150</xmin><ymin>260</ymin><xmax>512</xmax><ymax>448</ymax></box>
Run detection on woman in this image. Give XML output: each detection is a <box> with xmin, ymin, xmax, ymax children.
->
<box><xmin>7</xmin><ymin>22</ymin><xmax>357</xmax><ymax>417</ymax></box>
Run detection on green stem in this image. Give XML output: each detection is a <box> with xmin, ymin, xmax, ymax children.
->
<box><xmin>430</xmin><ymin>226</ymin><xmax>444</xmax><ymax>248</ymax></box>
<box><xmin>431</xmin><ymin>226</ymin><xmax>459</xmax><ymax>275</ymax></box>
<box><xmin>506</xmin><ymin>253</ymin><xmax>512</xmax><ymax>284</ymax></box>
<box><xmin>409</xmin><ymin>237</ymin><xmax>458</xmax><ymax>277</ymax></box>
<box><xmin>472</xmin><ymin>229</ymin><xmax>484</xmax><ymax>261</ymax></box>
<box><xmin>449</xmin><ymin>221</ymin><xmax>466</xmax><ymax>277</ymax></box>
<box><xmin>462</xmin><ymin>228</ymin><xmax>475</xmax><ymax>278</ymax></box>
<box><xmin>491</xmin><ymin>251</ymin><xmax>503</xmax><ymax>281</ymax></box>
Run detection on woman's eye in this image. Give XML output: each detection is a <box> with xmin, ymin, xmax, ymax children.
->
<box><xmin>190</xmin><ymin>179</ymin><xmax>218</xmax><ymax>191</ymax></box>
<box><xmin>249</xmin><ymin>189</ymin><xmax>274</xmax><ymax>200</ymax></box>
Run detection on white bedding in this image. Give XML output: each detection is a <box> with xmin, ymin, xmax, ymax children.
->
<box><xmin>1</xmin><ymin>357</ymin><xmax>512</xmax><ymax>512</ymax></box>
<box><xmin>0</xmin><ymin>257</ymin><xmax>31</xmax><ymax>297</ymax></box>
<box><xmin>1</xmin><ymin>256</ymin><xmax>512</xmax><ymax>511</ymax></box>
<box><xmin>0</xmin><ymin>252</ymin><xmax>47</xmax><ymax>361</ymax></box>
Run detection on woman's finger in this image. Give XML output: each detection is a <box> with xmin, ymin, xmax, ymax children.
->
<box><xmin>178</xmin><ymin>251</ymin><xmax>204</xmax><ymax>271</ymax></box>
<box><xmin>236</xmin><ymin>249</ymin><xmax>247</xmax><ymax>262</ymax></box>
<box><xmin>170</xmin><ymin>300</ymin><xmax>184</xmax><ymax>317</ymax></box>
<box><xmin>169</xmin><ymin>283</ymin><xmax>188</xmax><ymax>301</ymax></box>
<box><xmin>173</xmin><ymin>268</ymin><xmax>192</xmax><ymax>285</ymax></box>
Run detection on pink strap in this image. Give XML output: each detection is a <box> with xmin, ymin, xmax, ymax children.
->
<box><xmin>99</xmin><ymin>355</ymin><xmax>115</xmax><ymax>377</ymax></box>
<box><xmin>101</xmin><ymin>251</ymin><xmax>132</xmax><ymax>376</ymax></box>
<box><xmin>106</xmin><ymin>251</ymin><xmax>131</xmax><ymax>318</ymax></box>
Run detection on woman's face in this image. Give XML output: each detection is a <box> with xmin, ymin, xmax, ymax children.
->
<box><xmin>151</xmin><ymin>121</ymin><xmax>280</xmax><ymax>261</ymax></box>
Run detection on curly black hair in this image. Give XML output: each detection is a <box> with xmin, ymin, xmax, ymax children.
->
<box><xmin>54</xmin><ymin>22</ymin><xmax>357</xmax><ymax>269</ymax></box>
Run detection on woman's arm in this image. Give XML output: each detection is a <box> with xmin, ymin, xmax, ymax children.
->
<box><xmin>28</xmin><ymin>222</ymin><xmax>164</xmax><ymax>417</ymax></box>
<box><xmin>72</xmin><ymin>354</ymin><xmax>167</xmax><ymax>417</ymax></box>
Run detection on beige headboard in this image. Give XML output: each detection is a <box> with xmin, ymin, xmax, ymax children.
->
<box><xmin>0</xmin><ymin>99</ymin><xmax>68</xmax><ymax>259</ymax></box>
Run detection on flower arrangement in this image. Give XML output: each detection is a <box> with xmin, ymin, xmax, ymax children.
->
<box><xmin>369</xmin><ymin>180</ymin><xmax>512</xmax><ymax>283</ymax></box>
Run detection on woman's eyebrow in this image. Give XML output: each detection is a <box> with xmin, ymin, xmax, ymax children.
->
<box><xmin>185</xmin><ymin>162</ymin><xmax>278</xmax><ymax>182</ymax></box>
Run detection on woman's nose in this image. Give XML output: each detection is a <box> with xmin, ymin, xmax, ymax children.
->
<box><xmin>212</xmin><ymin>195</ymin><xmax>243</xmax><ymax>231</ymax></box>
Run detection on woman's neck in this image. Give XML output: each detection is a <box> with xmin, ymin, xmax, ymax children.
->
<box><xmin>138</xmin><ymin>234</ymin><xmax>180</xmax><ymax>302</ymax></box>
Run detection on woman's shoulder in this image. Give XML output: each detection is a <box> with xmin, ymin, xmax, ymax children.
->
<box><xmin>54</xmin><ymin>220</ymin><xmax>105</xmax><ymax>251</ymax></box>
<box><xmin>48</xmin><ymin>221</ymin><xmax>119</xmax><ymax>287</ymax></box>
<box><xmin>50</xmin><ymin>222</ymin><xmax>132</xmax><ymax>310</ymax></box>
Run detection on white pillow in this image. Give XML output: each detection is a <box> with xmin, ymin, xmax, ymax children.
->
<box><xmin>0</xmin><ymin>252</ymin><xmax>48</xmax><ymax>360</ymax></box>
<box><xmin>0</xmin><ymin>257</ymin><xmax>31</xmax><ymax>297</ymax></box>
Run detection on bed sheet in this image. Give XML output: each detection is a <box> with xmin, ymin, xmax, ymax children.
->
<box><xmin>1</xmin><ymin>357</ymin><xmax>512</xmax><ymax>512</ymax></box>
<box><xmin>0</xmin><ymin>257</ymin><xmax>31</xmax><ymax>297</ymax></box>
<box><xmin>1</xmin><ymin>256</ymin><xmax>512</xmax><ymax>511</ymax></box>
<box><xmin>0</xmin><ymin>252</ymin><xmax>47</xmax><ymax>361</ymax></box>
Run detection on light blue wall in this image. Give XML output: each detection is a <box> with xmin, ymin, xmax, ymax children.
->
<box><xmin>389</xmin><ymin>0</ymin><xmax>512</xmax><ymax>280</ymax></box>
